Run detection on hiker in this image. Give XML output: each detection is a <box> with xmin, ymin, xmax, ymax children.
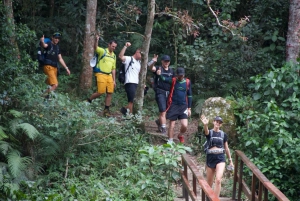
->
<box><xmin>200</xmin><ymin>115</ymin><xmax>234</xmax><ymax>198</ymax></box>
<box><xmin>148</xmin><ymin>54</ymin><xmax>175</xmax><ymax>134</ymax></box>
<box><xmin>118</xmin><ymin>42</ymin><xmax>142</xmax><ymax>115</ymax></box>
<box><xmin>40</xmin><ymin>32</ymin><xmax>70</xmax><ymax>98</ymax></box>
<box><xmin>87</xmin><ymin>35</ymin><xmax>117</xmax><ymax>117</ymax></box>
<box><xmin>157</xmin><ymin>67</ymin><xmax>192</xmax><ymax>143</ymax></box>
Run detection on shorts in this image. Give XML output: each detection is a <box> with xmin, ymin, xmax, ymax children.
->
<box><xmin>125</xmin><ymin>83</ymin><xmax>138</xmax><ymax>102</ymax></box>
<box><xmin>166</xmin><ymin>104</ymin><xmax>188</xmax><ymax>121</ymax></box>
<box><xmin>43</xmin><ymin>65</ymin><xmax>58</xmax><ymax>85</ymax></box>
<box><xmin>155</xmin><ymin>90</ymin><xmax>169</xmax><ymax>112</ymax></box>
<box><xmin>206</xmin><ymin>153</ymin><xmax>225</xmax><ymax>168</ymax></box>
<box><xmin>95</xmin><ymin>73</ymin><xmax>114</xmax><ymax>94</ymax></box>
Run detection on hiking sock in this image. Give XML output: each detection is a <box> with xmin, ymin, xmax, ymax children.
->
<box><xmin>105</xmin><ymin>105</ymin><xmax>110</xmax><ymax>110</ymax></box>
<box><xmin>168</xmin><ymin>138</ymin><xmax>173</xmax><ymax>142</ymax></box>
<box><xmin>161</xmin><ymin>124</ymin><xmax>166</xmax><ymax>129</ymax></box>
<box><xmin>87</xmin><ymin>98</ymin><xmax>92</xmax><ymax>103</ymax></box>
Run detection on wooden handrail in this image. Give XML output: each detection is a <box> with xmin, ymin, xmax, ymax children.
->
<box><xmin>181</xmin><ymin>154</ymin><xmax>220</xmax><ymax>201</ymax></box>
<box><xmin>233</xmin><ymin>150</ymin><xmax>290</xmax><ymax>201</ymax></box>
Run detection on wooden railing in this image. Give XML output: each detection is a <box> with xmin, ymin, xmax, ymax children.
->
<box><xmin>232</xmin><ymin>150</ymin><xmax>290</xmax><ymax>201</ymax></box>
<box><xmin>180</xmin><ymin>154</ymin><xmax>219</xmax><ymax>201</ymax></box>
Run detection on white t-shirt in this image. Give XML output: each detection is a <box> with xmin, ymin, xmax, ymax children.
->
<box><xmin>123</xmin><ymin>56</ymin><xmax>141</xmax><ymax>84</ymax></box>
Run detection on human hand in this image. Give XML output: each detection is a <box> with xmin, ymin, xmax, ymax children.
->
<box><xmin>156</xmin><ymin>67</ymin><xmax>161</xmax><ymax>75</ymax></box>
<box><xmin>200</xmin><ymin>115</ymin><xmax>209</xmax><ymax>125</ymax></box>
<box><xmin>66</xmin><ymin>68</ymin><xmax>71</xmax><ymax>75</ymax></box>
<box><xmin>188</xmin><ymin>109</ymin><xmax>191</xmax><ymax>117</ymax></box>
<box><xmin>95</xmin><ymin>35</ymin><xmax>100</xmax><ymax>41</ymax></box>
<box><xmin>125</xmin><ymin>42</ymin><xmax>131</xmax><ymax>47</ymax></box>
<box><xmin>40</xmin><ymin>35</ymin><xmax>44</xmax><ymax>43</ymax></box>
<box><xmin>152</xmin><ymin>54</ymin><xmax>158</xmax><ymax>62</ymax></box>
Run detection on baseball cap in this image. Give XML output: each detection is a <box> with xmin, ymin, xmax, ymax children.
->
<box><xmin>176</xmin><ymin>67</ymin><xmax>185</xmax><ymax>75</ymax></box>
<box><xmin>161</xmin><ymin>55</ymin><xmax>170</xmax><ymax>61</ymax></box>
<box><xmin>214</xmin><ymin>116</ymin><xmax>223</xmax><ymax>123</ymax></box>
<box><xmin>52</xmin><ymin>32</ymin><xmax>62</xmax><ymax>38</ymax></box>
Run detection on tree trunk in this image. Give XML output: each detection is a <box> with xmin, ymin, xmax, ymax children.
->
<box><xmin>79</xmin><ymin>0</ymin><xmax>97</xmax><ymax>94</ymax></box>
<box><xmin>3</xmin><ymin>0</ymin><xmax>19</xmax><ymax>59</ymax></box>
<box><xmin>134</xmin><ymin>0</ymin><xmax>155</xmax><ymax>113</ymax></box>
<box><xmin>286</xmin><ymin>0</ymin><xmax>300</xmax><ymax>63</ymax></box>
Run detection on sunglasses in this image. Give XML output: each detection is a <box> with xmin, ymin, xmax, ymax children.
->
<box><xmin>53</xmin><ymin>32</ymin><xmax>62</xmax><ymax>37</ymax></box>
<box><xmin>216</xmin><ymin>121</ymin><xmax>223</xmax><ymax>124</ymax></box>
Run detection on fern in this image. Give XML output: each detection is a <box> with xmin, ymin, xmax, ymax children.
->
<box><xmin>8</xmin><ymin>110</ymin><xmax>23</xmax><ymax>118</ymax></box>
<box><xmin>0</xmin><ymin>125</ymin><xmax>8</xmax><ymax>140</ymax></box>
<box><xmin>0</xmin><ymin>141</ymin><xmax>11</xmax><ymax>156</ymax></box>
<box><xmin>16</xmin><ymin>123</ymin><xmax>40</xmax><ymax>140</ymax></box>
<box><xmin>7</xmin><ymin>150</ymin><xmax>31</xmax><ymax>178</ymax></box>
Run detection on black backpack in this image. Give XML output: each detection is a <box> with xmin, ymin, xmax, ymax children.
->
<box><xmin>118</xmin><ymin>57</ymin><xmax>133</xmax><ymax>84</ymax></box>
<box><xmin>37</xmin><ymin>42</ymin><xmax>59</xmax><ymax>67</ymax></box>
<box><xmin>203</xmin><ymin>129</ymin><xmax>224</xmax><ymax>154</ymax></box>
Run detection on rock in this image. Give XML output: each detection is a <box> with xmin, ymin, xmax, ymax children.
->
<box><xmin>199</xmin><ymin>97</ymin><xmax>237</xmax><ymax>145</ymax></box>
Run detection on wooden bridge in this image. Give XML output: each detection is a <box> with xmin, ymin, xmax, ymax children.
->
<box><xmin>179</xmin><ymin>150</ymin><xmax>290</xmax><ymax>201</ymax></box>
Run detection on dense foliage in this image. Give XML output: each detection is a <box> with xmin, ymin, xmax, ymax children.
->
<box><xmin>235</xmin><ymin>63</ymin><xmax>300</xmax><ymax>199</ymax></box>
<box><xmin>0</xmin><ymin>0</ymin><xmax>298</xmax><ymax>200</ymax></box>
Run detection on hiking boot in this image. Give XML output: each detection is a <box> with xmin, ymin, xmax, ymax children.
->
<box><xmin>120</xmin><ymin>107</ymin><xmax>127</xmax><ymax>115</ymax></box>
<box><xmin>178</xmin><ymin>135</ymin><xmax>184</xmax><ymax>143</ymax></box>
<box><xmin>155</xmin><ymin>119</ymin><xmax>161</xmax><ymax>132</ymax></box>
<box><xmin>103</xmin><ymin>109</ymin><xmax>111</xmax><ymax>117</ymax></box>
<box><xmin>161</xmin><ymin>127</ymin><xmax>167</xmax><ymax>135</ymax></box>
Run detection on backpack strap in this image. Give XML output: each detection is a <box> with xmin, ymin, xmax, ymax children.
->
<box><xmin>166</xmin><ymin>77</ymin><xmax>177</xmax><ymax>111</ymax></box>
<box><xmin>125</xmin><ymin>57</ymin><xmax>133</xmax><ymax>74</ymax></box>
<box><xmin>208</xmin><ymin>129</ymin><xmax>225</xmax><ymax>149</ymax></box>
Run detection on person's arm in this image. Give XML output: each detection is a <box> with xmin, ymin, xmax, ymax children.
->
<box><xmin>112</xmin><ymin>69</ymin><xmax>116</xmax><ymax>86</ymax></box>
<box><xmin>200</xmin><ymin>115</ymin><xmax>209</xmax><ymax>135</ymax></box>
<box><xmin>40</xmin><ymin>35</ymin><xmax>48</xmax><ymax>48</ymax></box>
<box><xmin>119</xmin><ymin>42</ymin><xmax>131</xmax><ymax>62</ymax></box>
<box><xmin>148</xmin><ymin>54</ymin><xmax>158</xmax><ymax>72</ymax></box>
<box><xmin>58</xmin><ymin>54</ymin><xmax>70</xmax><ymax>75</ymax></box>
<box><xmin>224</xmin><ymin>142</ymin><xmax>233</xmax><ymax>166</ymax></box>
<box><xmin>187</xmin><ymin>81</ymin><xmax>192</xmax><ymax>116</ymax></box>
<box><xmin>94</xmin><ymin>35</ymin><xmax>99</xmax><ymax>51</ymax></box>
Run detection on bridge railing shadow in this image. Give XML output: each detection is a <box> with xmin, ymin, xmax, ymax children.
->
<box><xmin>233</xmin><ymin>150</ymin><xmax>290</xmax><ymax>201</ymax></box>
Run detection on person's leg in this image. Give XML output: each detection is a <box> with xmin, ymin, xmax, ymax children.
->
<box><xmin>103</xmin><ymin>75</ymin><xmax>114</xmax><ymax>116</ymax></box>
<box><xmin>127</xmin><ymin>102</ymin><xmax>133</xmax><ymax>113</ymax></box>
<box><xmin>43</xmin><ymin>65</ymin><xmax>58</xmax><ymax>96</ymax></box>
<box><xmin>206</xmin><ymin>166</ymin><xmax>216</xmax><ymax>187</ymax></box>
<box><xmin>88</xmin><ymin>73</ymin><xmax>105</xmax><ymax>102</ymax></box>
<box><xmin>168</xmin><ymin>120</ymin><xmax>176</xmax><ymax>141</ymax></box>
<box><xmin>178</xmin><ymin>118</ymin><xmax>188</xmax><ymax>137</ymax></box>
<box><xmin>214</xmin><ymin>162</ymin><xmax>226</xmax><ymax>197</ymax></box>
<box><xmin>123</xmin><ymin>83</ymin><xmax>137</xmax><ymax>114</ymax></box>
<box><xmin>155</xmin><ymin>92</ymin><xmax>167</xmax><ymax>133</ymax></box>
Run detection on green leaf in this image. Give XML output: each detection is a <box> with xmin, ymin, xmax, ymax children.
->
<box><xmin>7</xmin><ymin>150</ymin><xmax>31</xmax><ymax>177</ymax></box>
<box><xmin>9</xmin><ymin>110</ymin><xmax>23</xmax><ymax>118</ymax></box>
<box><xmin>16</xmin><ymin>123</ymin><xmax>40</xmax><ymax>140</ymax></box>
<box><xmin>253</xmin><ymin>93</ymin><xmax>262</xmax><ymax>100</ymax></box>
<box><xmin>245</xmin><ymin>141</ymin><xmax>252</xmax><ymax>146</ymax></box>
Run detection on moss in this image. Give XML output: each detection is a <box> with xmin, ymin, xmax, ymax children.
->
<box><xmin>198</xmin><ymin>97</ymin><xmax>237</xmax><ymax>145</ymax></box>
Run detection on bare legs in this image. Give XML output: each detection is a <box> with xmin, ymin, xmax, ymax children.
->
<box><xmin>206</xmin><ymin>162</ymin><xmax>226</xmax><ymax>197</ymax></box>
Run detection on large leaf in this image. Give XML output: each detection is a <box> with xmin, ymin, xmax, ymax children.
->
<box><xmin>16</xmin><ymin>123</ymin><xmax>40</xmax><ymax>140</ymax></box>
<box><xmin>7</xmin><ymin>150</ymin><xmax>31</xmax><ymax>177</ymax></box>
<box><xmin>0</xmin><ymin>126</ymin><xmax>8</xmax><ymax>140</ymax></box>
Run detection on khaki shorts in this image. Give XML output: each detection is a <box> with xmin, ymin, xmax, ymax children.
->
<box><xmin>95</xmin><ymin>73</ymin><xmax>114</xmax><ymax>94</ymax></box>
<box><xmin>43</xmin><ymin>65</ymin><xmax>58</xmax><ymax>85</ymax></box>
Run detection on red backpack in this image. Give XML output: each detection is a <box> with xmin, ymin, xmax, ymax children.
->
<box><xmin>166</xmin><ymin>77</ymin><xmax>190</xmax><ymax>111</ymax></box>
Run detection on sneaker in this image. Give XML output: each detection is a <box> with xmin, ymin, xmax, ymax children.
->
<box><xmin>178</xmin><ymin>135</ymin><xmax>184</xmax><ymax>143</ymax></box>
<box><xmin>120</xmin><ymin>107</ymin><xmax>127</xmax><ymax>115</ymax></box>
<box><xmin>155</xmin><ymin>119</ymin><xmax>161</xmax><ymax>132</ymax></box>
<box><xmin>103</xmin><ymin>109</ymin><xmax>111</xmax><ymax>117</ymax></box>
<box><xmin>161</xmin><ymin>127</ymin><xmax>167</xmax><ymax>135</ymax></box>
